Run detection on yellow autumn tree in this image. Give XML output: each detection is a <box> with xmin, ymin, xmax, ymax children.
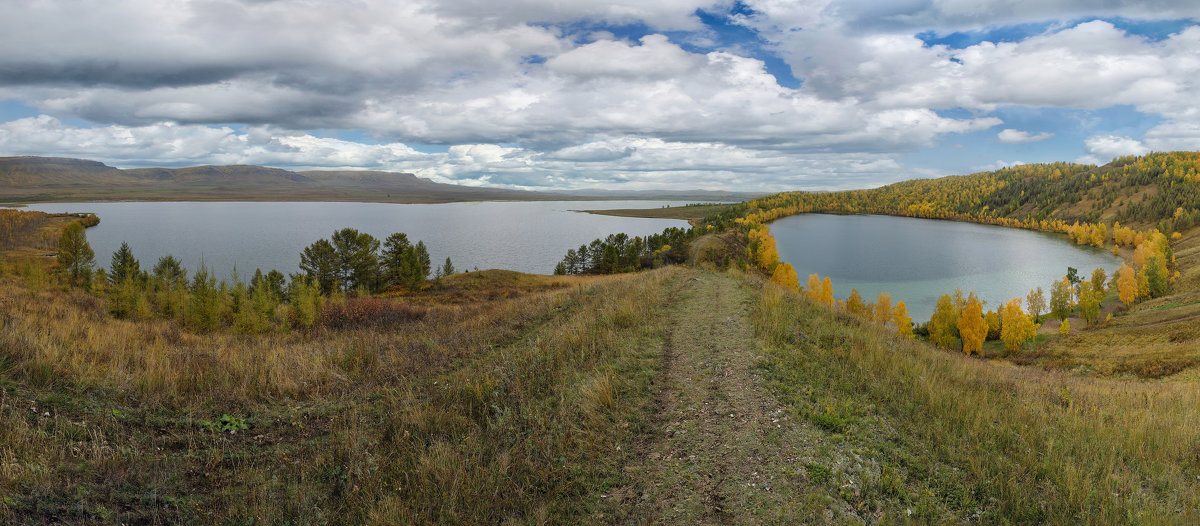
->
<box><xmin>805</xmin><ymin>273</ymin><xmax>822</xmax><ymax>301</ymax></box>
<box><xmin>874</xmin><ymin>292</ymin><xmax>893</xmax><ymax>326</ymax></box>
<box><xmin>770</xmin><ymin>262</ymin><xmax>799</xmax><ymax>291</ymax></box>
<box><xmin>957</xmin><ymin>292</ymin><xmax>987</xmax><ymax>355</ymax></box>
<box><xmin>819</xmin><ymin>276</ymin><xmax>835</xmax><ymax>308</ymax></box>
<box><xmin>845</xmin><ymin>288</ymin><xmax>867</xmax><ymax>317</ymax></box>
<box><xmin>893</xmin><ymin>301</ymin><xmax>913</xmax><ymax>338</ymax></box>
<box><xmin>1000</xmin><ymin>298</ymin><xmax>1038</xmax><ymax>353</ymax></box>
<box><xmin>1116</xmin><ymin>263</ymin><xmax>1137</xmax><ymax>305</ymax></box>
<box><xmin>928</xmin><ymin>293</ymin><xmax>959</xmax><ymax>349</ymax></box>
<box><xmin>984</xmin><ymin>310</ymin><xmax>1001</xmax><ymax>340</ymax></box>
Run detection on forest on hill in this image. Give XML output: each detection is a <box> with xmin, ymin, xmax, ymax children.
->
<box><xmin>705</xmin><ymin>151</ymin><xmax>1200</xmax><ymax>234</ymax></box>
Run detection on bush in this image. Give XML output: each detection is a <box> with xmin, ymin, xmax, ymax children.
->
<box><xmin>318</xmin><ymin>297</ymin><xmax>426</xmax><ymax>329</ymax></box>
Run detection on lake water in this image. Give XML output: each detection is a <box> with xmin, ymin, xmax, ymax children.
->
<box><xmin>770</xmin><ymin>214</ymin><xmax>1122</xmax><ymax>322</ymax></box>
<box><xmin>21</xmin><ymin>201</ymin><xmax>693</xmax><ymax>279</ymax></box>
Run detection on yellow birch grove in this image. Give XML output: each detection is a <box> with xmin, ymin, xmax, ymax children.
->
<box><xmin>957</xmin><ymin>292</ymin><xmax>987</xmax><ymax>355</ymax></box>
<box><xmin>1000</xmin><ymin>298</ymin><xmax>1038</xmax><ymax>352</ymax></box>
<box><xmin>893</xmin><ymin>301</ymin><xmax>913</xmax><ymax>338</ymax></box>
<box><xmin>770</xmin><ymin>262</ymin><xmax>799</xmax><ymax>291</ymax></box>
<box><xmin>746</xmin><ymin>224</ymin><xmax>781</xmax><ymax>274</ymax></box>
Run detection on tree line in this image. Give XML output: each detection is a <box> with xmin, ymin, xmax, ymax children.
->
<box><xmin>553</xmin><ymin>226</ymin><xmax>693</xmax><ymax>275</ymax></box>
<box><xmin>55</xmin><ymin>224</ymin><xmax>453</xmax><ymax>333</ymax></box>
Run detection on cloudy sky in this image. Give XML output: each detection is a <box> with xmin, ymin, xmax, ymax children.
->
<box><xmin>1</xmin><ymin>1</ymin><xmax>1198</xmax><ymax>191</ymax></box>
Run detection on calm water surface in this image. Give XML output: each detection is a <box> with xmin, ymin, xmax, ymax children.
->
<box><xmin>771</xmin><ymin>214</ymin><xmax>1122</xmax><ymax>321</ymax></box>
<box><xmin>23</xmin><ymin>201</ymin><xmax>693</xmax><ymax>278</ymax></box>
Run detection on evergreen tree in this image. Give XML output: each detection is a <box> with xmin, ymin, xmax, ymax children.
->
<box><xmin>57</xmin><ymin>222</ymin><xmax>94</xmax><ymax>284</ymax></box>
<box><xmin>381</xmin><ymin>233</ymin><xmax>415</xmax><ymax>287</ymax></box>
<box><xmin>110</xmin><ymin>241</ymin><xmax>141</xmax><ymax>285</ymax></box>
<box><xmin>331</xmin><ymin>228</ymin><xmax>380</xmax><ymax>293</ymax></box>
<box><xmin>300</xmin><ymin>238</ymin><xmax>339</xmax><ymax>295</ymax></box>
<box><xmin>1142</xmin><ymin>255</ymin><xmax>1169</xmax><ymax>298</ymax></box>
<box><xmin>441</xmin><ymin>257</ymin><xmax>455</xmax><ymax>277</ymax></box>
<box><xmin>152</xmin><ymin>255</ymin><xmax>186</xmax><ymax>288</ymax></box>
<box><xmin>415</xmin><ymin>241</ymin><xmax>431</xmax><ymax>279</ymax></box>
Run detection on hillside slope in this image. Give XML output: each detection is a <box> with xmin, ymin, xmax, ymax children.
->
<box><xmin>705</xmin><ymin>151</ymin><xmax>1200</xmax><ymax>233</ymax></box>
<box><xmin>0</xmin><ymin>156</ymin><xmax>559</xmax><ymax>203</ymax></box>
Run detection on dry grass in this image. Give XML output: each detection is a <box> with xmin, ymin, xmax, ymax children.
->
<box><xmin>580</xmin><ymin>203</ymin><xmax>733</xmax><ymax>223</ymax></box>
<box><xmin>0</xmin><ymin>239</ymin><xmax>678</xmax><ymax>523</ymax></box>
<box><xmin>753</xmin><ymin>281</ymin><xmax>1200</xmax><ymax>522</ymax></box>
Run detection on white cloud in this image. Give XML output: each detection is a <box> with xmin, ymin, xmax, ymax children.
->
<box><xmin>1076</xmin><ymin>134</ymin><xmax>1150</xmax><ymax>164</ymax></box>
<box><xmin>0</xmin><ymin>1</ymin><xmax>1198</xmax><ymax>190</ymax></box>
<box><xmin>997</xmin><ymin>129</ymin><xmax>1054</xmax><ymax>143</ymax></box>
<box><xmin>0</xmin><ymin>115</ymin><xmax>911</xmax><ymax>191</ymax></box>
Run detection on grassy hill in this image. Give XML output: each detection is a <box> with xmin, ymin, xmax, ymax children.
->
<box><xmin>2</xmin><ymin>151</ymin><xmax>1200</xmax><ymax>522</ymax></box>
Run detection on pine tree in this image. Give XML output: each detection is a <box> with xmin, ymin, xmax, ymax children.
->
<box><xmin>110</xmin><ymin>241</ymin><xmax>140</xmax><ymax>285</ymax></box>
<box><xmin>300</xmin><ymin>238</ymin><xmax>339</xmax><ymax>295</ymax></box>
<box><xmin>57</xmin><ymin>222</ymin><xmax>94</xmax><ymax>284</ymax></box>
<box><xmin>415</xmin><ymin>241</ymin><xmax>431</xmax><ymax>279</ymax></box>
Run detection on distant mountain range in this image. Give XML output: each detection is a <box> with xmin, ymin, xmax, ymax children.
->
<box><xmin>0</xmin><ymin>156</ymin><xmax>762</xmax><ymax>204</ymax></box>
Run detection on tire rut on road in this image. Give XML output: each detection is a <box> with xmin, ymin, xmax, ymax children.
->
<box><xmin>613</xmin><ymin>269</ymin><xmax>804</xmax><ymax>524</ymax></box>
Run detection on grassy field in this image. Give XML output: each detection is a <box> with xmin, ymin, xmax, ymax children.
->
<box><xmin>3</xmin><ymin>209</ymin><xmax>1200</xmax><ymax>523</ymax></box>
<box><xmin>579</xmin><ymin>203</ymin><xmax>733</xmax><ymax>223</ymax></box>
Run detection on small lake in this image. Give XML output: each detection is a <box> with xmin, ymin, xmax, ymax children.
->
<box><xmin>20</xmin><ymin>201</ymin><xmax>693</xmax><ymax>279</ymax></box>
<box><xmin>771</xmin><ymin>214</ymin><xmax>1123</xmax><ymax>322</ymax></box>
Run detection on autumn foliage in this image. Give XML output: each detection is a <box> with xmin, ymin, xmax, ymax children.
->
<box><xmin>317</xmin><ymin>297</ymin><xmax>427</xmax><ymax>329</ymax></box>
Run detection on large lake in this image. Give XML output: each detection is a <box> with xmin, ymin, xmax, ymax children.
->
<box><xmin>21</xmin><ymin>201</ymin><xmax>693</xmax><ymax>278</ymax></box>
<box><xmin>771</xmin><ymin>214</ymin><xmax>1122</xmax><ymax>321</ymax></box>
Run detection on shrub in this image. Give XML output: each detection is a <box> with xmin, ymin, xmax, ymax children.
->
<box><xmin>318</xmin><ymin>297</ymin><xmax>426</xmax><ymax>329</ymax></box>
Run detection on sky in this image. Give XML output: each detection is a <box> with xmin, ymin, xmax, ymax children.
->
<box><xmin>0</xmin><ymin>1</ymin><xmax>1198</xmax><ymax>192</ymax></box>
